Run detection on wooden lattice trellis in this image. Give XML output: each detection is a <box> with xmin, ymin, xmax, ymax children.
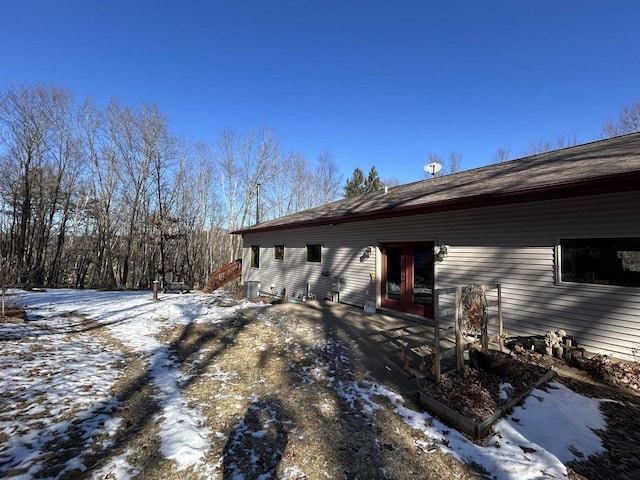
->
<box><xmin>432</xmin><ymin>283</ymin><xmax>503</xmax><ymax>383</ymax></box>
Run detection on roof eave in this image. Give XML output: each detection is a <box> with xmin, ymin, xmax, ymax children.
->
<box><xmin>232</xmin><ymin>171</ymin><xmax>640</xmax><ymax>235</ymax></box>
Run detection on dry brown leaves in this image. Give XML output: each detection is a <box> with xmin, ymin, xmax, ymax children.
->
<box><xmin>571</xmin><ymin>354</ymin><xmax>640</xmax><ymax>394</ymax></box>
<box><xmin>424</xmin><ymin>351</ymin><xmax>551</xmax><ymax>422</ymax></box>
<box><xmin>425</xmin><ymin>346</ymin><xmax>640</xmax><ymax>427</ymax></box>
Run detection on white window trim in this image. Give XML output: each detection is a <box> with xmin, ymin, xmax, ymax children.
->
<box><xmin>555</xmin><ymin>235</ymin><xmax>640</xmax><ymax>288</ymax></box>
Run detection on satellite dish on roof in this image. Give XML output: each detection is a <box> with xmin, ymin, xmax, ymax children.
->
<box><xmin>423</xmin><ymin>162</ymin><xmax>442</xmax><ymax>177</ymax></box>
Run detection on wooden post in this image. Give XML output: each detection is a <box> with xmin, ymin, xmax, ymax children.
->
<box><xmin>454</xmin><ymin>286</ymin><xmax>464</xmax><ymax>371</ymax></box>
<box><xmin>497</xmin><ymin>283</ymin><xmax>503</xmax><ymax>352</ymax></box>
<box><xmin>481</xmin><ymin>285</ymin><xmax>489</xmax><ymax>350</ymax></box>
<box><xmin>153</xmin><ymin>280</ymin><xmax>159</xmax><ymax>301</ymax></box>
<box><xmin>433</xmin><ymin>289</ymin><xmax>441</xmax><ymax>383</ymax></box>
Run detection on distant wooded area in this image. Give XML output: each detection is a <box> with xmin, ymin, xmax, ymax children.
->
<box><xmin>0</xmin><ymin>84</ymin><xmax>342</xmax><ymax>290</ymax></box>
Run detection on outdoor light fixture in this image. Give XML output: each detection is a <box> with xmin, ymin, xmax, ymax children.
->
<box><xmin>360</xmin><ymin>245</ymin><xmax>374</xmax><ymax>262</ymax></box>
<box><xmin>434</xmin><ymin>244</ymin><xmax>449</xmax><ymax>261</ymax></box>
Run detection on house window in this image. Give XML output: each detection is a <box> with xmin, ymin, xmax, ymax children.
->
<box><xmin>274</xmin><ymin>244</ymin><xmax>285</xmax><ymax>260</ymax></box>
<box><xmin>559</xmin><ymin>237</ymin><xmax>640</xmax><ymax>287</ymax></box>
<box><xmin>307</xmin><ymin>244</ymin><xmax>322</xmax><ymax>263</ymax></box>
<box><xmin>250</xmin><ymin>246</ymin><xmax>260</xmax><ymax>269</ymax></box>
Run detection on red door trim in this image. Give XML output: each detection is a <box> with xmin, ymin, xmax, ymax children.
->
<box><xmin>381</xmin><ymin>242</ymin><xmax>434</xmax><ymax>317</ymax></box>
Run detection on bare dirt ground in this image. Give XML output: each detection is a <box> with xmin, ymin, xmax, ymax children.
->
<box><xmin>153</xmin><ymin>302</ymin><xmax>482</xmax><ymax>480</ymax></box>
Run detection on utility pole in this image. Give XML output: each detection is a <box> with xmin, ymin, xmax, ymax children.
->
<box><xmin>256</xmin><ymin>183</ymin><xmax>261</xmax><ymax>224</ymax></box>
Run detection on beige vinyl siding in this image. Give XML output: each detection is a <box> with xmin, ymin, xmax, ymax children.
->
<box><xmin>434</xmin><ymin>192</ymin><xmax>640</xmax><ymax>359</ymax></box>
<box><xmin>242</xmin><ymin>225</ymin><xmax>377</xmax><ymax>304</ymax></box>
<box><xmin>241</xmin><ymin>190</ymin><xmax>640</xmax><ymax>360</ymax></box>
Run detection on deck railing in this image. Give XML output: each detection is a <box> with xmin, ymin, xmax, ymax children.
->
<box><xmin>203</xmin><ymin>259</ymin><xmax>242</xmax><ymax>293</ymax></box>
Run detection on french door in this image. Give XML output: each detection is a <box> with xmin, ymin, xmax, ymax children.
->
<box><xmin>381</xmin><ymin>242</ymin><xmax>434</xmax><ymax>317</ymax></box>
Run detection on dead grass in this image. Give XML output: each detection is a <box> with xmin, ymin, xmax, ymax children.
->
<box><xmin>0</xmin><ymin>303</ymin><xmax>27</xmax><ymax>322</ymax></box>
<box><xmin>144</xmin><ymin>307</ymin><xmax>481</xmax><ymax>480</ymax></box>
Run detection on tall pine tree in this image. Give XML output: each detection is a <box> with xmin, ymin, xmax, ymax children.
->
<box><xmin>344</xmin><ymin>166</ymin><xmax>383</xmax><ymax>198</ymax></box>
<box><xmin>364</xmin><ymin>166</ymin><xmax>382</xmax><ymax>192</ymax></box>
<box><xmin>344</xmin><ymin>168</ymin><xmax>366</xmax><ymax>198</ymax></box>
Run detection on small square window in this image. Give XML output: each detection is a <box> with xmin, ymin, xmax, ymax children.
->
<box><xmin>307</xmin><ymin>244</ymin><xmax>322</xmax><ymax>263</ymax></box>
<box><xmin>250</xmin><ymin>246</ymin><xmax>260</xmax><ymax>269</ymax></box>
<box><xmin>274</xmin><ymin>245</ymin><xmax>285</xmax><ymax>260</ymax></box>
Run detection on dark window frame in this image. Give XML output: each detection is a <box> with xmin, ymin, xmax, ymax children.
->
<box><xmin>250</xmin><ymin>245</ymin><xmax>260</xmax><ymax>269</ymax></box>
<box><xmin>306</xmin><ymin>244</ymin><xmax>322</xmax><ymax>263</ymax></box>
<box><xmin>274</xmin><ymin>244</ymin><xmax>285</xmax><ymax>261</ymax></box>
<box><xmin>558</xmin><ymin>237</ymin><xmax>640</xmax><ymax>287</ymax></box>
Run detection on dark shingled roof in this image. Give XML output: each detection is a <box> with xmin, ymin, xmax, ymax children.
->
<box><xmin>234</xmin><ymin>132</ymin><xmax>640</xmax><ymax>234</ymax></box>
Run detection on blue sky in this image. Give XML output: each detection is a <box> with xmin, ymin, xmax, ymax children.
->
<box><xmin>1</xmin><ymin>0</ymin><xmax>639</xmax><ymax>184</ymax></box>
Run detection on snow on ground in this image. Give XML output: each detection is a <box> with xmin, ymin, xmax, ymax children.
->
<box><xmin>1</xmin><ymin>289</ymin><xmax>610</xmax><ymax>479</ymax></box>
<box><xmin>358</xmin><ymin>380</ymin><xmax>607</xmax><ymax>479</ymax></box>
<box><xmin>2</xmin><ymin>289</ymin><xmax>264</xmax><ymax>479</ymax></box>
<box><xmin>0</xmin><ymin>312</ymin><xmax>125</xmax><ymax>479</ymax></box>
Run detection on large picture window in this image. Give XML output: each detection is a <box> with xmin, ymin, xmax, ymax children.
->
<box><xmin>250</xmin><ymin>246</ymin><xmax>260</xmax><ymax>269</ymax></box>
<box><xmin>307</xmin><ymin>244</ymin><xmax>322</xmax><ymax>263</ymax></box>
<box><xmin>560</xmin><ymin>237</ymin><xmax>640</xmax><ymax>287</ymax></box>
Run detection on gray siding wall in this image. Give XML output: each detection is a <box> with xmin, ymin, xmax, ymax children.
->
<box><xmin>241</xmin><ymin>190</ymin><xmax>640</xmax><ymax>360</ymax></box>
<box><xmin>242</xmin><ymin>223</ymin><xmax>378</xmax><ymax>304</ymax></box>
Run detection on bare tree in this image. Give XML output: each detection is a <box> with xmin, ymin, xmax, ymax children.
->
<box><xmin>216</xmin><ymin>128</ymin><xmax>244</xmax><ymax>263</ymax></box>
<box><xmin>422</xmin><ymin>151</ymin><xmax>462</xmax><ymax>177</ymax></box>
<box><xmin>0</xmin><ymin>84</ymin><xmax>82</xmax><ymax>287</ymax></box>
<box><xmin>239</xmin><ymin>128</ymin><xmax>281</xmax><ymax>227</ymax></box>
<box><xmin>525</xmin><ymin>133</ymin><xmax>579</xmax><ymax>156</ymax></box>
<box><xmin>446</xmin><ymin>151</ymin><xmax>462</xmax><ymax>174</ymax></box>
<box><xmin>314</xmin><ymin>149</ymin><xmax>342</xmax><ymax>205</ymax></box>
<box><xmin>143</xmin><ymin>105</ymin><xmax>176</xmax><ymax>289</ymax></box>
<box><xmin>492</xmin><ymin>145</ymin><xmax>511</xmax><ymax>164</ymax></box>
<box><xmin>267</xmin><ymin>151</ymin><xmax>308</xmax><ymax>218</ymax></box>
<box><xmin>79</xmin><ymin>97</ymin><xmax>121</xmax><ymax>288</ymax></box>
<box><xmin>171</xmin><ymin>139</ymin><xmax>227</xmax><ymax>288</ymax></box>
<box><xmin>44</xmin><ymin>87</ymin><xmax>84</xmax><ymax>286</ymax></box>
<box><xmin>265</xmin><ymin>148</ymin><xmax>341</xmax><ymax>219</ymax></box>
<box><xmin>0</xmin><ymin>82</ymin><xmax>352</xmax><ymax>291</ymax></box>
<box><xmin>0</xmin><ymin>85</ymin><xmax>47</xmax><ymax>285</ymax></box>
<box><xmin>106</xmin><ymin>101</ymin><xmax>159</xmax><ymax>288</ymax></box>
<box><xmin>0</xmin><ymin>256</ymin><xmax>18</xmax><ymax>317</ymax></box>
<box><xmin>215</xmin><ymin>128</ymin><xmax>281</xmax><ymax>262</ymax></box>
<box><xmin>603</xmin><ymin>101</ymin><xmax>640</xmax><ymax>137</ymax></box>
<box><xmin>382</xmin><ymin>177</ymin><xmax>401</xmax><ymax>188</ymax></box>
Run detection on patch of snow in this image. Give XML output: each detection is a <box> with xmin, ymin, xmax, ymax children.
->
<box><xmin>498</xmin><ymin>382</ymin><xmax>514</xmax><ymax>400</ymax></box>
<box><xmin>92</xmin><ymin>449</ymin><xmax>142</xmax><ymax>480</ymax></box>
<box><xmin>342</xmin><ymin>379</ymin><xmax>609</xmax><ymax>480</ymax></box>
<box><xmin>494</xmin><ymin>382</ymin><xmax>608</xmax><ymax>464</ymax></box>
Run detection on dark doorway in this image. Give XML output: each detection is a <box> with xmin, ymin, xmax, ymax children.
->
<box><xmin>381</xmin><ymin>242</ymin><xmax>434</xmax><ymax>317</ymax></box>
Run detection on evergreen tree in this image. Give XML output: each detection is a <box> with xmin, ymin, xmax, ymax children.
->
<box><xmin>344</xmin><ymin>167</ymin><xmax>367</xmax><ymax>198</ymax></box>
<box><xmin>344</xmin><ymin>166</ymin><xmax>383</xmax><ymax>198</ymax></box>
<box><xmin>364</xmin><ymin>166</ymin><xmax>382</xmax><ymax>192</ymax></box>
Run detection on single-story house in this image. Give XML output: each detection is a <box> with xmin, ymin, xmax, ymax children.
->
<box><xmin>233</xmin><ymin>133</ymin><xmax>640</xmax><ymax>361</ymax></box>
